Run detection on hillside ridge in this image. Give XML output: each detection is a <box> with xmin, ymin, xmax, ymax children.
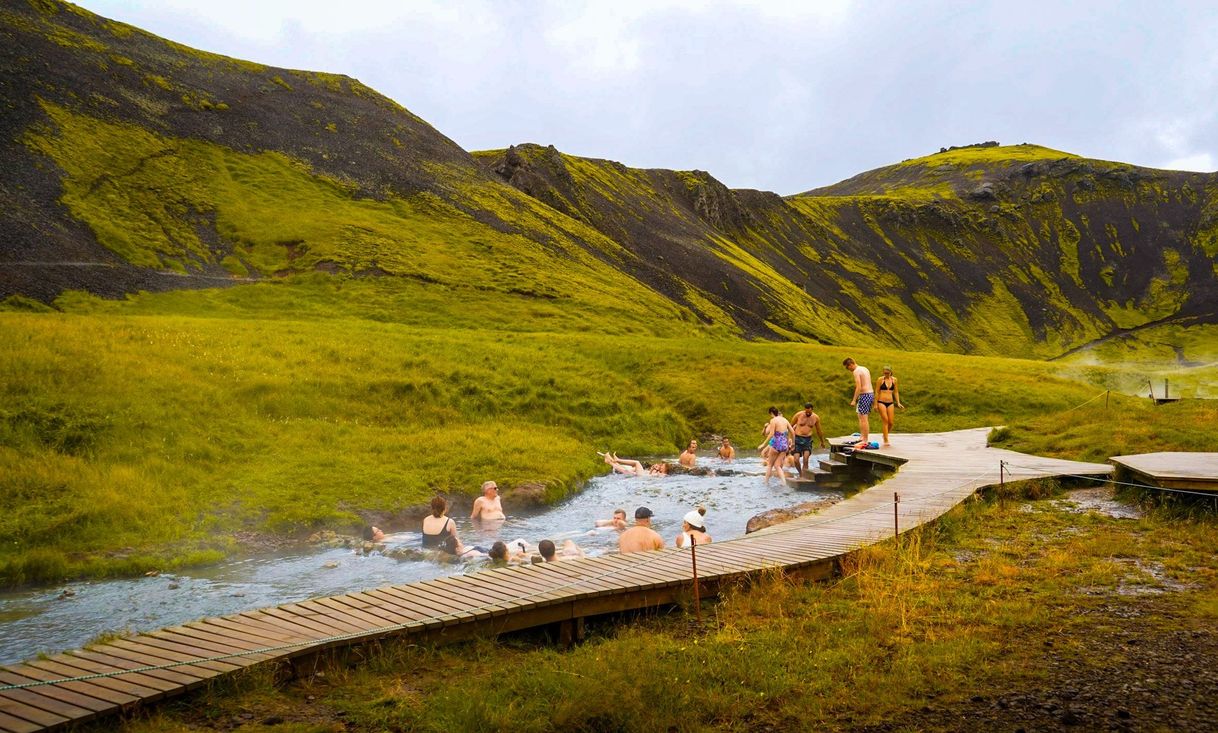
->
<box><xmin>3</xmin><ymin>0</ymin><xmax>1218</xmax><ymax>355</ymax></box>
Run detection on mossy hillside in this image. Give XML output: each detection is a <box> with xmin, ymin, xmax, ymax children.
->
<box><xmin>22</xmin><ymin>102</ymin><xmax>710</xmax><ymax>335</ymax></box>
<box><xmin>0</xmin><ymin>303</ymin><xmax>1116</xmax><ymax>586</ymax></box>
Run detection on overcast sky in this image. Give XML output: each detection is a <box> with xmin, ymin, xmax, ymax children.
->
<box><xmin>78</xmin><ymin>0</ymin><xmax>1218</xmax><ymax>194</ymax></box>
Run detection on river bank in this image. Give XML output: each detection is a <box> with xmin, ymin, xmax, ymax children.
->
<box><xmin>110</xmin><ymin>485</ymin><xmax>1217</xmax><ymax>732</ymax></box>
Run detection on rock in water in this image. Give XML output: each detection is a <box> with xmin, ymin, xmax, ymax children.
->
<box><xmin>746</xmin><ymin>498</ymin><xmax>839</xmax><ymax>533</ymax></box>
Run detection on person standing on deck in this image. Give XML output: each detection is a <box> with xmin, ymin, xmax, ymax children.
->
<box><xmin>874</xmin><ymin>366</ymin><xmax>905</xmax><ymax>447</ymax></box>
<box><xmin>792</xmin><ymin>402</ymin><xmax>827</xmax><ymax>476</ymax></box>
<box><xmin>470</xmin><ymin>481</ymin><xmax>506</xmax><ymax>521</ymax></box>
<box><xmin>619</xmin><ymin>507</ymin><xmax>664</xmax><ymax>553</ymax></box>
<box><xmin>843</xmin><ymin>358</ymin><xmax>874</xmax><ymax>449</ymax></box>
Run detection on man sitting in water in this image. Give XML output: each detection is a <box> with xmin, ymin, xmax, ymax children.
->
<box><xmin>717</xmin><ymin>437</ymin><xmax>736</xmax><ymax>461</ymax></box>
<box><xmin>679</xmin><ymin>439</ymin><xmax>698</xmax><ymax>468</ymax></box>
<box><xmin>619</xmin><ymin>507</ymin><xmax>664</xmax><ymax>553</ymax></box>
<box><xmin>470</xmin><ymin>481</ymin><xmax>506</xmax><ymax>521</ymax></box>
<box><xmin>595</xmin><ymin>508</ymin><xmax>628</xmax><ymax>529</ymax></box>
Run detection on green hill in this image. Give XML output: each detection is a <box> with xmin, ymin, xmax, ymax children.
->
<box><xmin>4</xmin><ymin>2</ymin><xmax>1217</xmax><ymax>354</ymax></box>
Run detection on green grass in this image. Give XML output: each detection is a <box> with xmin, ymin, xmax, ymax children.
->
<box><xmin>990</xmin><ymin>394</ymin><xmax>1218</xmax><ymax>463</ymax></box>
<box><xmin>114</xmin><ymin>492</ymin><xmax>1218</xmax><ymax>732</ymax></box>
<box><xmin>0</xmin><ymin>287</ymin><xmax>1123</xmax><ymax>586</ymax></box>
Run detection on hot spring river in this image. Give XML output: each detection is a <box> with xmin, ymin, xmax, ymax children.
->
<box><xmin>0</xmin><ymin>453</ymin><xmax>839</xmax><ymax>665</ymax></box>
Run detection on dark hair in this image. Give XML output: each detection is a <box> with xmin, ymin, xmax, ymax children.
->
<box><xmin>842</xmin><ymin>357</ymin><xmax>855</xmax><ymax>366</ymax></box>
<box><xmin>488</xmin><ymin>541</ymin><xmax>508</xmax><ymax>561</ymax></box>
<box><xmin>430</xmin><ymin>496</ymin><xmax>447</xmax><ymax>517</ymax></box>
<box><xmin>768</xmin><ymin>406</ymin><xmax>779</xmax><ymax>416</ymax></box>
<box><xmin>538</xmin><ymin>539</ymin><xmax>556</xmax><ymax>559</ymax></box>
<box><xmin>361</xmin><ymin>526</ymin><xmax>376</xmax><ymax>541</ymax></box>
<box><xmin>442</xmin><ymin>534</ymin><xmax>459</xmax><ymax>555</ymax></box>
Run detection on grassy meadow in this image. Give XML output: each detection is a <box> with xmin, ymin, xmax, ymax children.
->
<box><xmin>0</xmin><ymin>273</ymin><xmax>1143</xmax><ymax>587</ymax></box>
<box><xmin>113</xmin><ymin>489</ymin><xmax>1218</xmax><ymax>732</ymax></box>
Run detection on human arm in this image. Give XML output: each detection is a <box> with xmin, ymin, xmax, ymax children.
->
<box><xmin>894</xmin><ymin>378</ymin><xmax>904</xmax><ymax>409</ymax></box>
<box><xmin>851</xmin><ymin>371</ymin><xmax>862</xmax><ymax>403</ymax></box>
<box><xmin>814</xmin><ymin>416</ymin><xmax>827</xmax><ymax>448</ymax></box>
<box><xmin>470</xmin><ymin>498</ymin><xmax>482</xmax><ymax>519</ymax></box>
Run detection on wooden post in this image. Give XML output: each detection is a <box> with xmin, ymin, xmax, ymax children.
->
<box><xmin>999</xmin><ymin>461</ymin><xmax>1006</xmax><ymax>507</ymax></box>
<box><xmin>893</xmin><ymin>491</ymin><xmax>900</xmax><ymax>537</ymax></box>
<box><xmin>1105</xmin><ymin>390</ymin><xmax>1110</xmax><ymax>409</ymax></box>
<box><xmin>690</xmin><ymin>538</ymin><xmax>702</xmax><ymax>624</ymax></box>
<box><xmin>1165</xmin><ymin>379</ymin><xmax>1170</xmax><ymax>401</ymax></box>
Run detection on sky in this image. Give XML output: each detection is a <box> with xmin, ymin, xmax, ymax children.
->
<box><xmin>77</xmin><ymin>0</ymin><xmax>1218</xmax><ymax>194</ymax></box>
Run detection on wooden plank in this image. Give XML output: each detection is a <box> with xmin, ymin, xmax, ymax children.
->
<box><xmin>258</xmin><ymin>607</ymin><xmax>358</xmax><ymax>638</ymax></box>
<box><xmin>289</xmin><ymin>600</ymin><xmax>388</xmax><ymax>632</ymax></box>
<box><xmin>0</xmin><ymin>670</ymin><xmax>114</xmax><ymax>714</ymax></box>
<box><xmin>356</xmin><ymin>589</ymin><xmax>443</xmax><ymax>627</ymax></box>
<box><xmin>240</xmin><ymin>608</ymin><xmax>347</xmax><ymax>641</ymax></box>
<box><xmin>66</xmin><ymin>648</ymin><xmax>208</xmax><ymax>687</ymax></box>
<box><xmin>0</xmin><ymin>708</ymin><xmax>45</xmax><ymax>733</ymax></box>
<box><xmin>275</xmin><ymin>603</ymin><xmax>370</xmax><ymax>635</ymax></box>
<box><xmin>110</xmin><ymin>636</ymin><xmax>257</xmax><ymax>674</ymax></box>
<box><xmin>385</xmin><ymin>581</ymin><xmax>509</xmax><ymax>617</ymax></box>
<box><xmin>17</xmin><ymin>659</ymin><xmax>152</xmax><ymax>703</ymax></box>
<box><xmin>104</xmin><ymin>638</ymin><xmax>240</xmax><ymax>675</ymax></box>
<box><xmin>0</xmin><ymin>686</ymin><xmax>93</xmax><ymax>724</ymax></box>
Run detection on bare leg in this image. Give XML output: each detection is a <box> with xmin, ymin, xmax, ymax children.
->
<box><xmin>856</xmin><ymin>412</ymin><xmax>870</xmax><ymax>448</ymax></box>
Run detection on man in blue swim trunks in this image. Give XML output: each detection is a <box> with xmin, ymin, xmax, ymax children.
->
<box><xmin>844</xmin><ymin>358</ymin><xmax>874</xmax><ymax>449</ymax></box>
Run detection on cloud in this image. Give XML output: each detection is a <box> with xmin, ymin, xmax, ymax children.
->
<box><xmin>1159</xmin><ymin>153</ymin><xmax>1215</xmax><ymax>172</ymax></box>
<box><xmin>75</xmin><ymin>0</ymin><xmax>1218</xmax><ymax>193</ymax></box>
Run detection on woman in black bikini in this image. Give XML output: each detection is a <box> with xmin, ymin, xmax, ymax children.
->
<box><xmin>875</xmin><ymin>366</ymin><xmax>904</xmax><ymax>447</ymax></box>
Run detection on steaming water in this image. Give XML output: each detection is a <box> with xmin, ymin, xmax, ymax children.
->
<box><xmin>0</xmin><ymin>452</ymin><xmax>839</xmax><ymax>665</ymax></box>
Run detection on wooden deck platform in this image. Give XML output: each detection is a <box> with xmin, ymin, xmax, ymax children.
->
<box><xmin>1110</xmin><ymin>452</ymin><xmax>1218</xmax><ymax>492</ymax></box>
<box><xmin>0</xmin><ymin>428</ymin><xmax>1112</xmax><ymax>731</ymax></box>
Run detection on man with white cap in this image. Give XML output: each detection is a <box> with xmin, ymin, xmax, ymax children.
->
<box><xmin>674</xmin><ymin>507</ymin><xmax>712</xmax><ymax>548</ymax></box>
<box><xmin>618</xmin><ymin>506</ymin><xmax>664</xmax><ymax>553</ymax></box>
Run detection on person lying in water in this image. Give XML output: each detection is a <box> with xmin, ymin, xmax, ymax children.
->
<box><xmin>537</xmin><ymin>538</ymin><xmax>586</xmax><ymax>562</ymax></box>
<box><xmin>487</xmin><ymin>540</ymin><xmax>529</xmax><ymax>565</ymax></box>
<box><xmin>601</xmin><ymin>452</ymin><xmax>671</xmax><ymax>477</ymax></box>
<box><xmin>595</xmin><ymin>508</ymin><xmax>629</xmax><ymax>529</ymax></box>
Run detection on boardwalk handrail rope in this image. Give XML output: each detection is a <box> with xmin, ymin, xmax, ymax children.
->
<box><xmin>1058</xmin><ymin>389</ymin><xmax>1111</xmax><ymax>413</ymax></box>
<box><xmin>0</xmin><ymin>465</ymin><xmax>1000</xmax><ymax>693</ymax></box>
<box><xmin>999</xmin><ymin>461</ymin><xmax>1218</xmax><ymax>499</ymax></box>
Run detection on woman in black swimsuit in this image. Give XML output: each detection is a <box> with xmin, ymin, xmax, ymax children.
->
<box><xmin>874</xmin><ymin>366</ymin><xmax>904</xmax><ymax>447</ymax></box>
<box><xmin>422</xmin><ymin>496</ymin><xmax>465</xmax><ymax>555</ymax></box>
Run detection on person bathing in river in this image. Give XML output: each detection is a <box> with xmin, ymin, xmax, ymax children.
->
<box><xmin>470</xmin><ymin>481</ymin><xmax>506</xmax><ymax>521</ymax></box>
<box><xmin>875</xmin><ymin>366</ymin><xmax>905</xmax><ymax>447</ymax></box>
<box><xmin>601</xmin><ymin>452</ymin><xmax>670</xmax><ymax>477</ymax></box>
<box><xmin>718</xmin><ymin>437</ymin><xmax>736</xmax><ymax>461</ymax></box>
<box><xmin>792</xmin><ymin>402</ymin><xmax>828</xmax><ymax>476</ymax></box>
<box><xmin>595</xmin><ymin>508</ymin><xmax>628</xmax><ymax>529</ymax></box>
<box><xmin>619</xmin><ymin>507</ymin><xmax>665</xmax><ymax>553</ymax></box>
<box><xmin>679</xmin><ymin>439</ymin><xmax>698</xmax><ymax>468</ymax></box>
<box><xmin>844</xmin><ymin>357</ymin><xmax>874</xmax><ymax>449</ymax></box>
<box><xmin>538</xmin><ymin>538</ymin><xmax>585</xmax><ymax>561</ymax></box>
<box><xmin>759</xmin><ymin>406</ymin><xmax>793</xmax><ymax>483</ymax></box>
<box><xmin>674</xmin><ymin>507</ymin><xmax>712</xmax><ymax>548</ymax></box>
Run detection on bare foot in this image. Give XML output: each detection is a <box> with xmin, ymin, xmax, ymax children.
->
<box><xmin>882</xmin><ymin>443</ymin><xmax>892</xmax><ymax>448</ymax></box>
<box><xmin>853</xmin><ymin>441</ymin><xmax>869</xmax><ymax>449</ymax></box>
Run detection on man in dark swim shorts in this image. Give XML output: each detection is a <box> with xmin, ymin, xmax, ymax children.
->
<box><xmin>791</xmin><ymin>402</ymin><xmax>827</xmax><ymax>476</ymax></box>
<box><xmin>844</xmin><ymin>357</ymin><xmax>874</xmax><ymax>449</ymax></box>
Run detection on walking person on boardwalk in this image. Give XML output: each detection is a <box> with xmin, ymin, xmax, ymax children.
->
<box><xmin>791</xmin><ymin>402</ymin><xmax>827</xmax><ymax>476</ymax></box>
<box><xmin>874</xmin><ymin>366</ymin><xmax>904</xmax><ymax>447</ymax></box>
<box><xmin>759</xmin><ymin>406</ymin><xmax>793</xmax><ymax>483</ymax></box>
<box><xmin>843</xmin><ymin>358</ymin><xmax>874</xmax><ymax>449</ymax></box>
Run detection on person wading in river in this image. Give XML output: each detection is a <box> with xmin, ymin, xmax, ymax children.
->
<box><xmin>792</xmin><ymin>402</ymin><xmax>827</xmax><ymax>476</ymax></box>
<box><xmin>759</xmin><ymin>407</ymin><xmax>793</xmax><ymax>483</ymax></box>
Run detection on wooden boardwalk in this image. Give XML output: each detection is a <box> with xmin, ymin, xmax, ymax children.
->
<box><xmin>1110</xmin><ymin>452</ymin><xmax>1218</xmax><ymax>492</ymax></box>
<box><xmin>0</xmin><ymin>428</ymin><xmax>1111</xmax><ymax>731</ymax></box>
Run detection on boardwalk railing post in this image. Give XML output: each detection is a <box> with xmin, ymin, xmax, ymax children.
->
<box><xmin>690</xmin><ymin>540</ymin><xmax>702</xmax><ymax>624</ymax></box>
<box><xmin>1105</xmin><ymin>390</ymin><xmax>1110</xmax><ymax>409</ymax></box>
<box><xmin>893</xmin><ymin>491</ymin><xmax>900</xmax><ymax>538</ymax></box>
<box><xmin>999</xmin><ymin>460</ymin><xmax>1006</xmax><ymax>507</ymax></box>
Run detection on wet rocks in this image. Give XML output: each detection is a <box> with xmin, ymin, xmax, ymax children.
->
<box><xmin>745</xmin><ymin>497</ymin><xmax>840</xmax><ymax>533</ymax></box>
